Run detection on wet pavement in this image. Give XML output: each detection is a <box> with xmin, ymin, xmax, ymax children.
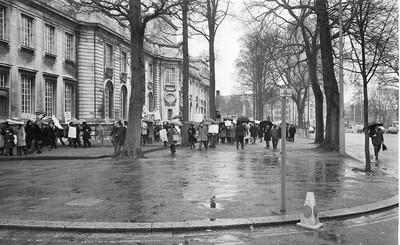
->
<box><xmin>0</xmin><ymin>136</ymin><xmax>398</xmax><ymax>230</ymax></box>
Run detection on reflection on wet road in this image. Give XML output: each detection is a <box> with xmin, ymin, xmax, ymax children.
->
<box><xmin>0</xmin><ymin>140</ymin><xmax>397</xmax><ymax>223</ymax></box>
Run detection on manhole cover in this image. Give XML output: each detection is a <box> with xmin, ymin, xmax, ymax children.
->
<box><xmin>65</xmin><ymin>198</ymin><xmax>104</xmax><ymax>207</ymax></box>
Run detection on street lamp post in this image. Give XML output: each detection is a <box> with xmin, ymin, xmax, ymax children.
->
<box><xmin>339</xmin><ymin>0</ymin><xmax>345</xmax><ymax>156</ymax></box>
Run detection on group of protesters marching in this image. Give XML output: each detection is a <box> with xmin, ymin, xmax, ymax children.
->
<box><xmin>0</xmin><ymin>119</ymin><xmax>99</xmax><ymax>157</ymax></box>
<box><xmin>158</xmin><ymin>118</ymin><xmax>297</xmax><ymax>155</ymax></box>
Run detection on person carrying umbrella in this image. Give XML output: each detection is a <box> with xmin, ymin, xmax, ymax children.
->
<box><xmin>368</xmin><ymin>122</ymin><xmax>384</xmax><ymax>160</ymax></box>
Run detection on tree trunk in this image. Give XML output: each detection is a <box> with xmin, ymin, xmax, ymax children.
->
<box><xmin>363</xmin><ymin>80</ymin><xmax>371</xmax><ymax>171</ymax></box>
<box><xmin>125</xmin><ymin>1</ymin><xmax>145</xmax><ymax>158</ymax></box>
<box><xmin>182</xmin><ymin>0</ymin><xmax>189</xmax><ymax>123</ymax></box>
<box><xmin>308</xmin><ymin>57</ymin><xmax>324</xmax><ymax>144</ymax></box>
<box><xmin>207</xmin><ymin>0</ymin><xmax>216</xmax><ymax>119</ymax></box>
<box><xmin>316</xmin><ymin>0</ymin><xmax>340</xmax><ymax>150</ymax></box>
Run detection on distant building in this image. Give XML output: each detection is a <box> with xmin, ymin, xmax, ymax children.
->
<box><xmin>0</xmin><ymin>0</ymin><xmax>209</xmax><ymax>122</ymax></box>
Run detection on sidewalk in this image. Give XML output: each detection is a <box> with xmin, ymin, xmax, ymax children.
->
<box><xmin>0</xmin><ymin>136</ymin><xmax>397</xmax><ymax>232</ymax></box>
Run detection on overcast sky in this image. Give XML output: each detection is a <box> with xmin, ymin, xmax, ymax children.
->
<box><xmin>189</xmin><ymin>2</ymin><xmax>245</xmax><ymax>97</ymax></box>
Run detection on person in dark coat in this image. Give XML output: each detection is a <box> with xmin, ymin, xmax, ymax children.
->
<box><xmin>188</xmin><ymin>124</ymin><xmax>197</xmax><ymax>149</ymax></box>
<box><xmin>369</xmin><ymin>124</ymin><xmax>384</xmax><ymax>160</ymax></box>
<box><xmin>167</xmin><ymin>123</ymin><xmax>178</xmax><ymax>154</ymax></box>
<box><xmin>82</xmin><ymin>122</ymin><xmax>92</xmax><ymax>148</ymax></box>
<box><xmin>249</xmin><ymin>123</ymin><xmax>259</xmax><ymax>144</ymax></box>
<box><xmin>28</xmin><ymin>121</ymin><xmax>42</xmax><ymax>154</ymax></box>
<box><xmin>115</xmin><ymin>120</ymin><xmax>127</xmax><ymax>157</ymax></box>
<box><xmin>25</xmin><ymin>120</ymin><xmax>34</xmax><ymax>150</ymax></box>
<box><xmin>48</xmin><ymin>122</ymin><xmax>57</xmax><ymax>149</ymax></box>
<box><xmin>288</xmin><ymin>124</ymin><xmax>297</xmax><ymax>142</ymax></box>
<box><xmin>55</xmin><ymin>126</ymin><xmax>66</xmax><ymax>147</ymax></box>
<box><xmin>235</xmin><ymin>123</ymin><xmax>246</xmax><ymax>150</ymax></box>
<box><xmin>263</xmin><ymin>125</ymin><xmax>272</xmax><ymax>148</ymax></box>
<box><xmin>41</xmin><ymin>123</ymin><xmax>52</xmax><ymax>151</ymax></box>
<box><xmin>2</xmin><ymin>122</ymin><xmax>14</xmax><ymax>156</ymax></box>
<box><xmin>271</xmin><ymin>124</ymin><xmax>280</xmax><ymax>150</ymax></box>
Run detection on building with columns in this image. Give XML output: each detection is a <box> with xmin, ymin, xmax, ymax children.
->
<box><xmin>0</xmin><ymin>0</ymin><xmax>210</xmax><ymax>123</ymax></box>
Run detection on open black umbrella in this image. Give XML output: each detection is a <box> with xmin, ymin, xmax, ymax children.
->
<box><xmin>367</xmin><ymin>121</ymin><xmax>383</xmax><ymax>130</ymax></box>
<box><xmin>172</xmin><ymin>114</ymin><xmax>183</xmax><ymax>119</ymax></box>
<box><xmin>202</xmin><ymin>118</ymin><xmax>216</xmax><ymax>124</ymax></box>
<box><xmin>259</xmin><ymin>120</ymin><xmax>273</xmax><ymax>129</ymax></box>
<box><xmin>237</xmin><ymin>116</ymin><xmax>250</xmax><ymax>124</ymax></box>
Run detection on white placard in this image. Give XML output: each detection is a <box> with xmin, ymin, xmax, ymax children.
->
<box><xmin>52</xmin><ymin>115</ymin><xmax>63</xmax><ymax>129</ymax></box>
<box><xmin>208</xmin><ymin>124</ymin><xmax>219</xmax><ymax>134</ymax></box>
<box><xmin>224</xmin><ymin>121</ymin><xmax>232</xmax><ymax>126</ymax></box>
<box><xmin>159</xmin><ymin>129</ymin><xmax>167</xmax><ymax>142</ymax></box>
<box><xmin>279</xmin><ymin>88</ymin><xmax>292</xmax><ymax>97</ymax></box>
<box><xmin>68</xmin><ymin>126</ymin><xmax>76</xmax><ymax>138</ymax></box>
<box><xmin>154</xmin><ymin>110</ymin><xmax>161</xmax><ymax>120</ymax></box>
<box><xmin>194</xmin><ymin>114</ymin><xmax>204</xmax><ymax>122</ymax></box>
<box><xmin>64</xmin><ymin>112</ymin><xmax>72</xmax><ymax>122</ymax></box>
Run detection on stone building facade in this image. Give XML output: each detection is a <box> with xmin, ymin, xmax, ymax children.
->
<box><xmin>0</xmin><ymin>0</ymin><xmax>210</xmax><ymax>122</ymax></box>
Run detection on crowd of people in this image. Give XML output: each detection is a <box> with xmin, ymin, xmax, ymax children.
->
<box><xmin>185</xmin><ymin>122</ymin><xmax>298</xmax><ymax>151</ymax></box>
<box><xmin>0</xmin><ymin>120</ymin><xmax>101</xmax><ymax>157</ymax></box>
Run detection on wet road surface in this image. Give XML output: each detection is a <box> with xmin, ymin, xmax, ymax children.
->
<box><xmin>0</xmin><ymin>137</ymin><xmax>397</xmax><ymax>223</ymax></box>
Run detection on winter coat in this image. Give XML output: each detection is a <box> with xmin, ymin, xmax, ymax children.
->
<box><xmin>369</xmin><ymin>127</ymin><xmax>384</xmax><ymax>145</ymax></box>
<box><xmin>82</xmin><ymin>125</ymin><xmax>92</xmax><ymax>140</ymax></box>
<box><xmin>250</xmin><ymin>125</ymin><xmax>258</xmax><ymax>137</ymax></box>
<box><xmin>16</xmin><ymin>126</ymin><xmax>26</xmax><ymax>147</ymax></box>
<box><xmin>236</xmin><ymin>124</ymin><xmax>246</xmax><ymax>137</ymax></box>
<box><xmin>3</xmin><ymin>126</ymin><xmax>15</xmax><ymax>149</ymax></box>
<box><xmin>117</xmin><ymin>126</ymin><xmax>127</xmax><ymax>146</ymax></box>
<box><xmin>167</xmin><ymin>127</ymin><xmax>178</xmax><ymax>144</ymax></box>
<box><xmin>264</xmin><ymin>127</ymin><xmax>271</xmax><ymax>141</ymax></box>
<box><xmin>271</xmin><ymin>127</ymin><xmax>280</xmax><ymax>140</ymax></box>
<box><xmin>198</xmin><ymin>125</ymin><xmax>209</xmax><ymax>141</ymax></box>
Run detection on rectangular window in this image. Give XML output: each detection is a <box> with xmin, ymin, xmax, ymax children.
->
<box><xmin>167</xmin><ymin>109</ymin><xmax>172</xmax><ymax>120</ymax></box>
<box><xmin>0</xmin><ymin>72</ymin><xmax>6</xmax><ymax>87</ymax></box>
<box><xmin>21</xmin><ymin>15</ymin><xmax>33</xmax><ymax>47</ymax></box>
<box><xmin>65</xmin><ymin>83</ymin><xmax>72</xmax><ymax>113</ymax></box>
<box><xmin>21</xmin><ymin>76</ymin><xmax>33</xmax><ymax>113</ymax></box>
<box><xmin>65</xmin><ymin>32</ymin><xmax>74</xmax><ymax>60</ymax></box>
<box><xmin>147</xmin><ymin>63</ymin><xmax>153</xmax><ymax>83</ymax></box>
<box><xmin>165</xmin><ymin>68</ymin><xmax>174</xmax><ymax>84</ymax></box>
<box><xmin>106</xmin><ymin>44</ymin><xmax>113</xmax><ymax>68</ymax></box>
<box><xmin>45</xmin><ymin>80</ymin><xmax>55</xmax><ymax>116</ymax></box>
<box><xmin>44</xmin><ymin>24</ymin><xmax>55</xmax><ymax>54</ymax></box>
<box><xmin>121</xmin><ymin>51</ymin><xmax>127</xmax><ymax>73</ymax></box>
<box><xmin>0</xmin><ymin>7</ymin><xmax>5</xmax><ymax>40</ymax></box>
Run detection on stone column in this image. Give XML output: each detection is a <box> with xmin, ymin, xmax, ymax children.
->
<box><xmin>153</xmin><ymin>59</ymin><xmax>161</xmax><ymax>110</ymax></box>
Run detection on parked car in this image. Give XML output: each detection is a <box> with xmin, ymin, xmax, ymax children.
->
<box><xmin>345</xmin><ymin>126</ymin><xmax>354</xmax><ymax>133</ymax></box>
<box><xmin>354</xmin><ymin>125</ymin><xmax>364</xmax><ymax>133</ymax></box>
<box><xmin>309</xmin><ymin>126</ymin><xmax>315</xmax><ymax>134</ymax></box>
<box><xmin>386</xmin><ymin>126</ymin><xmax>399</xmax><ymax>134</ymax></box>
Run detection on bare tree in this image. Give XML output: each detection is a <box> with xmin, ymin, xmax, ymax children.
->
<box><xmin>189</xmin><ymin>0</ymin><xmax>231</xmax><ymax>119</ymax></box>
<box><xmin>73</xmin><ymin>0</ymin><xmax>182</xmax><ymax>158</ymax></box>
<box><xmin>246</xmin><ymin>0</ymin><xmax>325</xmax><ymax>143</ymax></box>
<box><xmin>344</xmin><ymin>0</ymin><xmax>398</xmax><ymax>171</ymax></box>
<box><xmin>315</xmin><ymin>0</ymin><xmax>340</xmax><ymax>150</ymax></box>
<box><xmin>235</xmin><ymin>24</ymin><xmax>280</xmax><ymax>120</ymax></box>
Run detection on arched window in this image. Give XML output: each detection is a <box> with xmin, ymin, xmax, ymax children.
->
<box><xmin>148</xmin><ymin>92</ymin><xmax>154</xmax><ymax>112</ymax></box>
<box><xmin>120</xmin><ymin>85</ymin><xmax>128</xmax><ymax>120</ymax></box>
<box><xmin>104</xmin><ymin>81</ymin><xmax>114</xmax><ymax>119</ymax></box>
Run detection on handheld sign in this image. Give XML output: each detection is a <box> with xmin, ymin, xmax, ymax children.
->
<box><xmin>280</xmin><ymin>89</ymin><xmax>292</xmax><ymax>97</ymax></box>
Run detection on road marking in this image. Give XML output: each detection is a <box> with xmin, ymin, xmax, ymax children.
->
<box><xmin>18</xmin><ymin>161</ymin><xmax>25</xmax><ymax>168</ymax></box>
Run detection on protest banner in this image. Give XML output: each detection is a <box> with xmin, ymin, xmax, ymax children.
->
<box><xmin>224</xmin><ymin>121</ymin><xmax>232</xmax><ymax>126</ymax></box>
<box><xmin>208</xmin><ymin>124</ymin><xmax>219</xmax><ymax>134</ymax></box>
<box><xmin>67</xmin><ymin>126</ymin><xmax>76</xmax><ymax>138</ymax></box>
<box><xmin>159</xmin><ymin>129</ymin><xmax>167</xmax><ymax>142</ymax></box>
